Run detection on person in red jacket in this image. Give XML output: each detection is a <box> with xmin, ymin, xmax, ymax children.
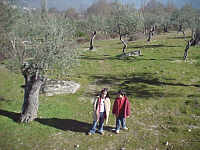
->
<box><xmin>112</xmin><ymin>89</ymin><xmax>131</xmax><ymax>134</ymax></box>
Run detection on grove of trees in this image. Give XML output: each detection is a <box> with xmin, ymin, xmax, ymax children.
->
<box><xmin>0</xmin><ymin>0</ymin><xmax>199</xmax><ymax>122</ymax></box>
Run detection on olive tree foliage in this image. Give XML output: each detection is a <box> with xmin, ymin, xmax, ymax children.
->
<box><xmin>162</xmin><ymin>0</ymin><xmax>177</xmax><ymax>32</ymax></box>
<box><xmin>4</xmin><ymin>6</ymin><xmax>78</xmax><ymax>122</ymax></box>
<box><xmin>170</xmin><ymin>6</ymin><xmax>189</xmax><ymax>37</ymax></box>
<box><xmin>160</xmin><ymin>13</ymin><xmax>170</xmax><ymax>32</ymax></box>
<box><xmin>0</xmin><ymin>1</ymin><xmax>19</xmax><ymax>59</ymax></box>
<box><xmin>160</xmin><ymin>2</ymin><xmax>176</xmax><ymax>33</ymax></box>
<box><xmin>86</xmin><ymin>0</ymin><xmax>112</xmax><ymax>17</ymax></box>
<box><xmin>180</xmin><ymin>4</ymin><xmax>200</xmax><ymax>38</ymax></box>
<box><xmin>41</xmin><ymin>0</ymin><xmax>47</xmax><ymax>14</ymax></box>
<box><xmin>170</xmin><ymin>9</ymin><xmax>182</xmax><ymax>28</ymax></box>
<box><xmin>74</xmin><ymin>0</ymin><xmax>142</xmax><ymax>51</ymax></box>
<box><xmin>64</xmin><ymin>8</ymin><xmax>80</xmax><ymax>20</ymax></box>
<box><xmin>108</xmin><ymin>3</ymin><xmax>141</xmax><ymax>53</ymax></box>
<box><xmin>7</xmin><ymin>12</ymin><xmax>77</xmax><ymax>75</ymax></box>
<box><xmin>140</xmin><ymin>0</ymin><xmax>165</xmax><ymax>41</ymax></box>
<box><xmin>76</xmin><ymin>0</ymin><xmax>114</xmax><ymax>50</ymax></box>
<box><xmin>75</xmin><ymin>15</ymin><xmax>104</xmax><ymax>50</ymax></box>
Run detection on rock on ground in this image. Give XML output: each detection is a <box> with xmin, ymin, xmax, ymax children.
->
<box><xmin>41</xmin><ymin>79</ymin><xmax>80</xmax><ymax>96</ymax></box>
<box><xmin>120</xmin><ymin>50</ymin><xmax>142</xmax><ymax>59</ymax></box>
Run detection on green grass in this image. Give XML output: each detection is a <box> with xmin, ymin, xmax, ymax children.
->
<box><xmin>0</xmin><ymin>31</ymin><xmax>200</xmax><ymax>150</ymax></box>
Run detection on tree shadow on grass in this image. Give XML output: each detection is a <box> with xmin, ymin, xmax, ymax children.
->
<box><xmin>0</xmin><ymin>109</ymin><xmax>113</xmax><ymax>134</ymax></box>
<box><xmin>129</xmin><ymin>57</ymin><xmax>181</xmax><ymax>62</ymax></box>
<box><xmin>0</xmin><ymin>96</ymin><xmax>8</xmax><ymax>102</ymax></box>
<box><xmin>36</xmin><ymin>118</ymin><xmax>91</xmax><ymax>133</ymax></box>
<box><xmin>36</xmin><ymin>118</ymin><xmax>113</xmax><ymax>134</ymax></box>
<box><xmin>129</xmin><ymin>44</ymin><xmax>180</xmax><ymax>49</ymax></box>
<box><xmin>80</xmin><ymin>52</ymin><xmax>182</xmax><ymax>63</ymax></box>
<box><xmin>80</xmin><ymin>55</ymin><xmax>120</xmax><ymax>61</ymax></box>
<box><xmin>90</xmin><ymin>73</ymin><xmax>200</xmax><ymax>99</ymax></box>
<box><xmin>0</xmin><ymin>109</ymin><xmax>20</xmax><ymax>122</ymax></box>
<box><xmin>0</xmin><ymin>109</ymin><xmax>91</xmax><ymax>133</ymax></box>
<box><xmin>167</xmin><ymin>36</ymin><xmax>191</xmax><ymax>40</ymax></box>
<box><xmin>121</xmin><ymin>73</ymin><xmax>200</xmax><ymax>88</ymax></box>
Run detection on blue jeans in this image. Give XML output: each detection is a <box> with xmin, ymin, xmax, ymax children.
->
<box><xmin>89</xmin><ymin>112</ymin><xmax>105</xmax><ymax>134</ymax></box>
<box><xmin>116</xmin><ymin>115</ymin><xmax>126</xmax><ymax>131</ymax></box>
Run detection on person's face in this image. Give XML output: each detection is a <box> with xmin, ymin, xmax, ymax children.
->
<box><xmin>118</xmin><ymin>93</ymin><xmax>123</xmax><ymax>98</ymax></box>
<box><xmin>101</xmin><ymin>90</ymin><xmax>107</xmax><ymax>98</ymax></box>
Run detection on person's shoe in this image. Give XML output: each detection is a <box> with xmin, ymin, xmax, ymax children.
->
<box><xmin>88</xmin><ymin>131</ymin><xmax>95</xmax><ymax>135</ymax></box>
<box><xmin>99</xmin><ymin>131</ymin><xmax>104</xmax><ymax>135</ymax></box>
<box><xmin>111</xmin><ymin>128</ymin><xmax>116</xmax><ymax>131</ymax></box>
<box><xmin>98</xmin><ymin>130</ymin><xmax>104</xmax><ymax>135</ymax></box>
<box><xmin>122</xmin><ymin>127</ymin><xmax>128</xmax><ymax>130</ymax></box>
<box><xmin>116</xmin><ymin>130</ymin><xmax>120</xmax><ymax>134</ymax></box>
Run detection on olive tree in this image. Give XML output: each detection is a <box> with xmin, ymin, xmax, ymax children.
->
<box><xmin>4</xmin><ymin>8</ymin><xmax>78</xmax><ymax>123</ymax></box>
<box><xmin>142</xmin><ymin>0</ymin><xmax>165</xmax><ymax>41</ymax></box>
<box><xmin>172</xmin><ymin>4</ymin><xmax>200</xmax><ymax>60</ymax></box>
<box><xmin>162</xmin><ymin>0</ymin><xmax>176</xmax><ymax>33</ymax></box>
<box><xmin>183</xmin><ymin>14</ymin><xmax>200</xmax><ymax>61</ymax></box>
<box><xmin>109</xmin><ymin>3</ymin><xmax>140</xmax><ymax>53</ymax></box>
<box><xmin>160</xmin><ymin>5</ymin><xmax>175</xmax><ymax>33</ymax></box>
<box><xmin>180</xmin><ymin>4</ymin><xmax>200</xmax><ymax>39</ymax></box>
<box><xmin>75</xmin><ymin>15</ymin><xmax>104</xmax><ymax>50</ymax></box>
<box><xmin>170</xmin><ymin>8</ymin><xmax>186</xmax><ymax>37</ymax></box>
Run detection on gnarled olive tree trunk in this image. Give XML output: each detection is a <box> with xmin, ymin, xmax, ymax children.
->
<box><xmin>177</xmin><ymin>24</ymin><xmax>185</xmax><ymax>39</ymax></box>
<box><xmin>117</xmin><ymin>24</ymin><xmax>128</xmax><ymax>54</ymax></box>
<box><xmin>20</xmin><ymin>69</ymin><xmax>43</xmax><ymax>123</ymax></box>
<box><xmin>183</xmin><ymin>28</ymin><xmax>200</xmax><ymax>61</ymax></box>
<box><xmin>120</xmin><ymin>35</ymin><xmax>127</xmax><ymax>54</ymax></box>
<box><xmin>163</xmin><ymin>24</ymin><xmax>168</xmax><ymax>32</ymax></box>
<box><xmin>147</xmin><ymin>25</ymin><xmax>156</xmax><ymax>42</ymax></box>
<box><xmin>89</xmin><ymin>31</ymin><xmax>96</xmax><ymax>50</ymax></box>
<box><xmin>192</xmin><ymin>28</ymin><xmax>200</xmax><ymax>46</ymax></box>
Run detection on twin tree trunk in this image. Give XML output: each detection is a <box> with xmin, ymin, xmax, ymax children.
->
<box><xmin>20</xmin><ymin>72</ymin><xmax>43</xmax><ymax>123</ymax></box>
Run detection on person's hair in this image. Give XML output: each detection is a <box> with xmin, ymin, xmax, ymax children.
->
<box><xmin>100</xmin><ymin>88</ymin><xmax>110</xmax><ymax>98</ymax></box>
<box><xmin>118</xmin><ymin>89</ymin><xmax>126</xmax><ymax>96</ymax></box>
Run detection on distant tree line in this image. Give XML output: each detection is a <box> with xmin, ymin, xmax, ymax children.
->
<box><xmin>61</xmin><ymin>0</ymin><xmax>200</xmax><ymax>53</ymax></box>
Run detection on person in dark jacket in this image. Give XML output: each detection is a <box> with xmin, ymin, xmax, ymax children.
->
<box><xmin>112</xmin><ymin>90</ymin><xmax>131</xmax><ymax>134</ymax></box>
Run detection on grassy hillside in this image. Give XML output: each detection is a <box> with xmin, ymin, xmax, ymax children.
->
<box><xmin>0</xmin><ymin>31</ymin><xmax>200</xmax><ymax>150</ymax></box>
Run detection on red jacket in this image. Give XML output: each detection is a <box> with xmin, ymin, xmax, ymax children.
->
<box><xmin>112</xmin><ymin>96</ymin><xmax>131</xmax><ymax>118</ymax></box>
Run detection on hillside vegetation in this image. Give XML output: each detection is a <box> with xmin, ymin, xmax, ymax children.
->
<box><xmin>0</xmin><ymin>31</ymin><xmax>200</xmax><ymax>150</ymax></box>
